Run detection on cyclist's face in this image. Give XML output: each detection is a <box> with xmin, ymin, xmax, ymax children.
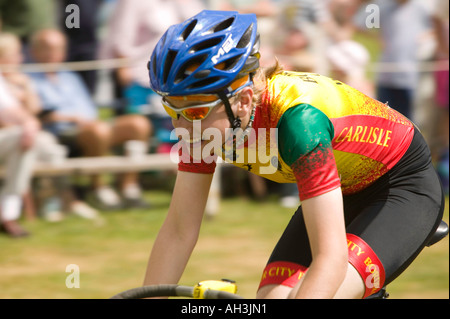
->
<box><xmin>165</xmin><ymin>95</ymin><xmax>230</xmax><ymax>143</ymax></box>
<box><xmin>165</xmin><ymin>87</ymin><xmax>254</xmax><ymax>151</ymax></box>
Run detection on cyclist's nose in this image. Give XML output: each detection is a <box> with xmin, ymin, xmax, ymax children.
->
<box><xmin>172</xmin><ymin>115</ymin><xmax>190</xmax><ymax>129</ymax></box>
<box><xmin>172</xmin><ymin>117</ymin><xmax>204</xmax><ymax>138</ymax></box>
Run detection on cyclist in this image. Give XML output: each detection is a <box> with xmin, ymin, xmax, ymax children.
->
<box><xmin>143</xmin><ymin>10</ymin><xmax>445</xmax><ymax>299</ymax></box>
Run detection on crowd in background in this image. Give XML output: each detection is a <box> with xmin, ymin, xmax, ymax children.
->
<box><xmin>0</xmin><ymin>0</ymin><xmax>448</xmax><ymax>237</ymax></box>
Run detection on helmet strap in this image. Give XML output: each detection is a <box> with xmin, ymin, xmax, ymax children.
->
<box><xmin>217</xmin><ymin>91</ymin><xmax>241</xmax><ymax>130</ymax></box>
<box><xmin>218</xmin><ymin>89</ymin><xmax>257</xmax><ymax>162</ymax></box>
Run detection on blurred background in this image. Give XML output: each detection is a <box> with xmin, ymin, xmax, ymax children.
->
<box><xmin>0</xmin><ymin>0</ymin><xmax>448</xmax><ymax>299</ymax></box>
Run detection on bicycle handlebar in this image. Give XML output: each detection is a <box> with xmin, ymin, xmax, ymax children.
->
<box><xmin>110</xmin><ymin>284</ymin><xmax>243</xmax><ymax>299</ymax></box>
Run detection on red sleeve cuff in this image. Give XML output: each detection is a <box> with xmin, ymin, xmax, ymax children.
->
<box><xmin>291</xmin><ymin>146</ymin><xmax>341</xmax><ymax>201</ymax></box>
<box><xmin>177</xmin><ymin>148</ymin><xmax>217</xmax><ymax>174</ymax></box>
<box><xmin>178</xmin><ymin>160</ymin><xmax>217</xmax><ymax>174</ymax></box>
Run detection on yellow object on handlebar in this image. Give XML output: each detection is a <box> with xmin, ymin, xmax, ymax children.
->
<box><xmin>193</xmin><ymin>279</ymin><xmax>238</xmax><ymax>299</ymax></box>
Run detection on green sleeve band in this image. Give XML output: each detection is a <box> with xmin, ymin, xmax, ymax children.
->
<box><xmin>277</xmin><ymin>103</ymin><xmax>335</xmax><ymax>167</ymax></box>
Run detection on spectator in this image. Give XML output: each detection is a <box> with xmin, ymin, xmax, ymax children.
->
<box><xmin>356</xmin><ymin>0</ymin><xmax>434</xmax><ymax>120</ymax></box>
<box><xmin>327</xmin><ymin>39</ymin><xmax>374</xmax><ymax>97</ymax></box>
<box><xmin>328</xmin><ymin>0</ymin><xmax>360</xmax><ymax>42</ymax></box>
<box><xmin>273</xmin><ymin>0</ymin><xmax>341</xmax><ymax>74</ymax></box>
<box><xmin>0</xmin><ymin>31</ymin><xmax>100</xmax><ymax>221</ymax></box>
<box><xmin>431</xmin><ymin>0</ymin><xmax>449</xmax><ymax>194</ymax></box>
<box><xmin>29</xmin><ymin>28</ymin><xmax>152</xmax><ymax>210</ymax></box>
<box><xmin>0</xmin><ymin>73</ymin><xmax>40</xmax><ymax>237</ymax></box>
<box><xmin>0</xmin><ymin>32</ymin><xmax>41</xmax><ymax>115</ymax></box>
<box><xmin>326</xmin><ymin>0</ymin><xmax>375</xmax><ymax>96</ymax></box>
<box><xmin>58</xmin><ymin>0</ymin><xmax>103</xmax><ymax>94</ymax></box>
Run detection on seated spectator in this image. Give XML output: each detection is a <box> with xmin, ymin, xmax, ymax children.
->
<box><xmin>0</xmin><ymin>73</ymin><xmax>40</xmax><ymax>237</ymax></box>
<box><xmin>0</xmin><ymin>31</ymin><xmax>100</xmax><ymax>221</ymax></box>
<box><xmin>0</xmin><ymin>33</ymin><xmax>41</xmax><ymax>115</ymax></box>
<box><xmin>29</xmin><ymin>29</ymin><xmax>152</xmax><ymax>210</ymax></box>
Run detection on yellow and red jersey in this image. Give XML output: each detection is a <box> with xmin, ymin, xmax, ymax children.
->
<box><xmin>178</xmin><ymin>71</ymin><xmax>414</xmax><ymax>201</ymax></box>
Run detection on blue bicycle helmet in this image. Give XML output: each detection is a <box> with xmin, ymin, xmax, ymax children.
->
<box><xmin>148</xmin><ymin>10</ymin><xmax>260</xmax><ymax>97</ymax></box>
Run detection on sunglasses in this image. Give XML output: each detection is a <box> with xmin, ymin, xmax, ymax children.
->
<box><xmin>161</xmin><ymin>77</ymin><xmax>253</xmax><ymax>122</ymax></box>
<box><xmin>161</xmin><ymin>96</ymin><xmax>224</xmax><ymax>122</ymax></box>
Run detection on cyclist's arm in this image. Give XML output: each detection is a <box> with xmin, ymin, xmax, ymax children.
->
<box><xmin>143</xmin><ymin>170</ymin><xmax>213</xmax><ymax>286</ymax></box>
<box><xmin>294</xmin><ymin>188</ymin><xmax>348</xmax><ymax>298</ymax></box>
<box><xmin>278</xmin><ymin>104</ymin><xmax>347</xmax><ymax>298</ymax></box>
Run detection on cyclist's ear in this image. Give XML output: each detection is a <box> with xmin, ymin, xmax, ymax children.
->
<box><xmin>235</xmin><ymin>87</ymin><xmax>254</xmax><ymax>118</ymax></box>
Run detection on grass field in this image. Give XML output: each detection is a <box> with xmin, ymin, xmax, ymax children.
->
<box><xmin>0</xmin><ymin>187</ymin><xmax>447</xmax><ymax>299</ymax></box>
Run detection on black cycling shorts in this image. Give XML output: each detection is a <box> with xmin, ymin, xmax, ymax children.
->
<box><xmin>261</xmin><ymin>127</ymin><xmax>445</xmax><ymax>290</ymax></box>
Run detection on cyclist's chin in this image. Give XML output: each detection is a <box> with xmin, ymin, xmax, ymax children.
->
<box><xmin>181</xmin><ymin>137</ymin><xmax>220</xmax><ymax>161</ymax></box>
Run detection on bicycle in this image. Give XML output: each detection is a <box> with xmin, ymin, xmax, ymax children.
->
<box><xmin>111</xmin><ymin>220</ymin><xmax>449</xmax><ymax>300</ymax></box>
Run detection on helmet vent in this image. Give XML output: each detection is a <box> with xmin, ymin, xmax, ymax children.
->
<box><xmin>211</xmin><ymin>17</ymin><xmax>235</xmax><ymax>33</ymax></box>
<box><xmin>190</xmin><ymin>37</ymin><xmax>223</xmax><ymax>53</ymax></box>
<box><xmin>188</xmin><ymin>77</ymin><xmax>221</xmax><ymax>90</ymax></box>
<box><xmin>163</xmin><ymin>50</ymin><xmax>178</xmax><ymax>84</ymax></box>
<box><xmin>215</xmin><ymin>55</ymin><xmax>241</xmax><ymax>71</ymax></box>
<box><xmin>236</xmin><ymin>24</ymin><xmax>254</xmax><ymax>49</ymax></box>
<box><xmin>175</xmin><ymin>54</ymin><xmax>208</xmax><ymax>83</ymax></box>
<box><xmin>180</xmin><ymin>19</ymin><xmax>197</xmax><ymax>41</ymax></box>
